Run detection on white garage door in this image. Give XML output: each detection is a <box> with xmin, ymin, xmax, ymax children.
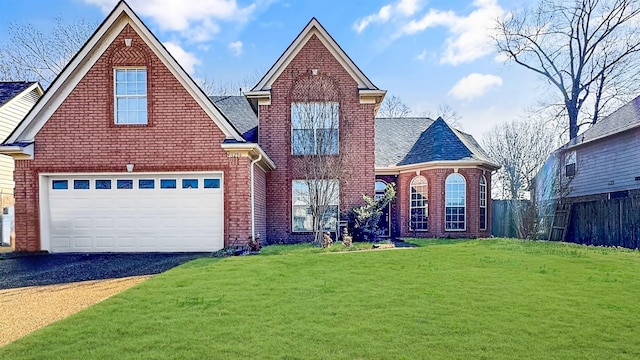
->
<box><xmin>43</xmin><ymin>173</ymin><xmax>224</xmax><ymax>253</ymax></box>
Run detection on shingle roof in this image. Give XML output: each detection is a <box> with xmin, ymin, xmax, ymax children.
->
<box><xmin>375</xmin><ymin>117</ymin><xmax>496</xmax><ymax>168</ymax></box>
<box><xmin>569</xmin><ymin>95</ymin><xmax>640</xmax><ymax>147</ymax></box>
<box><xmin>0</xmin><ymin>82</ymin><xmax>36</xmax><ymax>108</ymax></box>
<box><xmin>210</xmin><ymin>96</ymin><xmax>258</xmax><ymax>141</ymax></box>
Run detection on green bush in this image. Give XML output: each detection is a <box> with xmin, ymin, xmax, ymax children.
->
<box><xmin>346</xmin><ymin>183</ymin><xmax>396</xmax><ymax>242</ymax></box>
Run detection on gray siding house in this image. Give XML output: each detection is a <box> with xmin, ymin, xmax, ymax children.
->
<box><xmin>534</xmin><ymin>95</ymin><xmax>640</xmax><ymax>247</ymax></box>
<box><xmin>562</xmin><ymin>95</ymin><xmax>640</xmax><ymax>199</ymax></box>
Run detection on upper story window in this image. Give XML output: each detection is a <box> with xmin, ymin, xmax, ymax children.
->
<box><xmin>479</xmin><ymin>175</ymin><xmax>487</xmax><ymax>231</ymax></box>
<box><xmin>409</xmin><ymin>176</ymin><xmax>428</xmax><ymax>231</ymax></box>
<box><xmin>445</xmin><ymin>173</ymin><xmax>466</xmax><ymax>231</ymax></box>
<box><xmin>291</xmin><ymin>102</ymin><xmax>339</xmax><ymax>155</ymax></box>
<box><xmin>565</xmin><ymin>150</ymin><xmax>576</xmax><ymax>177</ymax></box>
<box><xmin>115</xmin><ymin>68</ymin><xmax>147</xmax><ymax>125</ymax></box>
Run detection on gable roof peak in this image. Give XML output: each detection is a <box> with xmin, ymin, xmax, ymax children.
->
<box><xmin>247</xmin><ymin>16</ymin><xmax>381</xmax><ymax>94</ymax></box>
<box><xmin>4</xmin><ymin>0</ymin><xmax>245</xmax><ymax>145</ymax></box>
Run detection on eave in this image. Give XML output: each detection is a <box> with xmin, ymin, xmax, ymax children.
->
<box><xmin>0</xmin><ymin>143</ymin><xmax>34</xmax><ymax>160</ymax></box>
<box><xmin>220</xmin><ymin>143</ymin><xmax>276</xmax><ymax>171</ymax></box>
<box><xmin>375</xmin><ymin>160</ymin><xmax>500</xmax><ymax>175</ymax></box>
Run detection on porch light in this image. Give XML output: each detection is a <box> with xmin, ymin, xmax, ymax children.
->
<box><xmin>126</xmin><ymin>164</ymin><xmax>134</xmax><ymax>172</ymax></box>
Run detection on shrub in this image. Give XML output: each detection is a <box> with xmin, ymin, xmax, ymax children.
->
<box><xmin>346</xmin><ymin>183</ymin><xmax>396</xmax><ymax>242</ymax></box>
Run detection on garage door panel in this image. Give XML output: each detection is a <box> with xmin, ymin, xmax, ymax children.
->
<box><xmin>46</xmin><ymin>173</ymin><xmax>224</xmax><ymax>253</ymax></box>
<box><xmin>74</xmin><ymin>237</ymin><xmax>93</xmax><ymax>248</ymax></box>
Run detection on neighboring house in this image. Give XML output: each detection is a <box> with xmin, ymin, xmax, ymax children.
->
<box><xmin>0</xmin><ymin>82</ymin><xmax>43</xmax><ymax>206</ymax></box>
<box><xmin>532</xmin><ymin>95</ymin><xmax>640</xmax><ymax>246</ymax></box>
<box><xmin>0</xmin><ymin>1</ymin><xmax>498</xmax><ymax>253</ymax></box>
<box><xmin>535</xmin><ymin>95</ymin><xmax>640</xmax><ymax>201</ymax></box>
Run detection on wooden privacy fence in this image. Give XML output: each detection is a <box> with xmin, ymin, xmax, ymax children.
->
<box><xmin>491</xmin><ymin>200</ymin><xmax>528</xmax><ymax>238</ymax></box>
<box><xmin>566</xmin><ymin>196</ymin><xmax>640</xmax><ymax>248</ymax></box>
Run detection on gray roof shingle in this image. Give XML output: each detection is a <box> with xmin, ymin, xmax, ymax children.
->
<box><xmin>569</xmin><ymin>95</ymin><xmax>640</xmax><ymax>147</ymax></box>
<box><xmin>0</xmin><ymin>82</ymin><xmax>36</xmax><ymax>108</ymax></box>
<box><xmin>210</xmin><ymin>95</ymin><xmax>258</xmax><ymax>141</ymax></box>
<box><xmin>375</xmin><ymin>117</ymin><xmax>496</xmax><ymax>168</ymax></box>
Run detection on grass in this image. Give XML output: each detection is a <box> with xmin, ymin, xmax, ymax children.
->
<box><xmin>2</xmin><ymin>238</ymin><xmax>640</xmax><ymax>359</ymax></box>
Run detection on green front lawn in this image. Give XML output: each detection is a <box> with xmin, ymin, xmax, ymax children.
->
<box><xmin>3</xmin><ymin>239</ymin><xmax>640</xmax><ymax>359</ymax></box>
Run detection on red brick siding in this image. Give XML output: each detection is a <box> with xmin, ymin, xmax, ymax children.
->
<box><xmin>13</xmin><ymin>25</ymin><xmax>252</xmax><ymax>251</ymax></box>
<box><xmin>259</xmin><ymin>34</ymin><xmax>376</xmax><ymax>243</ymax></box>
<box><xmin>393</xmin><ymin>168</ymin><xmax>493</xmax><ymax>239</ymax></box>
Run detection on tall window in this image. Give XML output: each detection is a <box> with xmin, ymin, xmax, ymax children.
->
<box><xmin>115</xmin><ymin>68</ymin><xmax>147</xmax><ymax>124</ymax></box>
<box><xmin>445</xmin><ymin>173</ymin><xmax>466</xmax><ymax>231</ymax></box>
<box><xmin>292</xmin><ymin>180</ymin><xmax>339</xmax><ymax>232</ymax></box>
<box><xmin>291</xmin><ymin>102</ymin><xmax>339</xmax><ymax>155</ymax></box>
<box><xmin>410</xmin><ymin>176</ymin><xmax>428</xmax><ymax>231</ymax></box>
<box><xmin>565</xmin><ymin>150</ymin><xmax>576</xmax><ymax>177</ymax></box>
<box><xmin>479</xmin><ymin>175</ymin><xmax>487</xmax><ymax>230</ymax></box>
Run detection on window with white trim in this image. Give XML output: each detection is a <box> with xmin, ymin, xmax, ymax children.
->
<box><xmin>292</xmin><ymin>180</ymin><xmax>339</xmax><ymax>232</ymax></box>
<box><xmin>445</xmin><ymin>173</ymin><xmax>466</xmax><ymax>231</ymax></box>
<box><xmin>565</xmin><ymin>150</ymin><xmax>576</xmax><ymax>177</ymax></box>
<box><xmin>409</xmin><ymin>176</ymin><xmax>428</xmax><ymax>231</ymax></box>
<box><xmin>479</xmin><ymin>175</ymin><xmax>487</xmax><ymax>231</ymax></box>
<box><xmin>115</xmin><ymin>68</ymin><xmax>147</xmax><ymax>124</ymax></box>
<box><xmin>291</xmin><ymin>102</ymin><xmax>339</xmax><ymax>155</ymax></box>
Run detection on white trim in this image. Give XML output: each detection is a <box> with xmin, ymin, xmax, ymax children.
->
<box><xmin>445</xmin><ymin>173</ymin><xmax>466</xmax><ymax>232</ymax></box>
<box><xmin>250</xmin><ymin>154</ymin><xmax>263</xmax><ymax>241</ymax></box>
<box><xmin>0</xmin><ymin>144</ymin><xmax>34</xmax><ymax>159</ymax></box>
<box><xmin>375</xmin><ymin>160</ymin><xmax>500</xmax><ymax>175</ymax></box>
<box><xmin>7</xmin><ymin>2</ymin><xmax>245</xmax><ymax>144</ymax></box>
<box><xmin>220</xmin><ymin>143</ymin><xmax>276</xmax><ymax>170</ymax></box>
<box><xmin>39</xmin><ymin>174</ymin><xmax>50</xmax><ymax>251</ymax></box>
<box><xmin>113</xmin><ymin>67</ymin><xmax>148</xmax><ymax>125</ymax></box>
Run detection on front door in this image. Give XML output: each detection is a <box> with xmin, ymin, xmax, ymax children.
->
<box><xmin>375</xmin><ymin>180</ymin><xmax>391</xmax><ymax>237</ymax></box>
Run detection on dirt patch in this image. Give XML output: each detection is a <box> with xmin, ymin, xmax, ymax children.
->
<box><xmin>0</xmin><ymin>275</ymin><xmax>151</xmax><ymax>347</ymax></box>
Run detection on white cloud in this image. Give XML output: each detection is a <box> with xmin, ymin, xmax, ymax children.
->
<box><xmin>402</xmin><ymin>0</ymin><xmax>505</xmax><ymax>65</ymax></box>
<box><xmin>415</xmin><ymin>49</ymin><xmax>427</xmax><ymax>61</ymax></box>
<box><xmin>448</xmin><ymin>73</ymin><xmax>502</xmax><ymax>100</ymax></box>
<box><xmin>397</xmin><ymin>0</ymin><xmax>421</xmax><ymax>16</ymax></box>
<box><xmin>228</xmin><ymin>41</ymin><xmax>243</xmax><ymax>57</ymax></box>
<box><xmin>163</xmin><ymin>41</ymin><xmax>201</xmax><ymax>73</ymax></box>
<box><xmin>83</xmin><ymin>0</ymin><xmax>256</xmax><ymax>42</ymax></box>
<box><xmin>354</xmin><ymin>0</ymin><xmax>424</xmax><ymax>33</ymax></box>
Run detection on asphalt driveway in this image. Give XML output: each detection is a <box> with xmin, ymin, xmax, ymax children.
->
<box><xmin>0</xmin><ymin>253</ymin><xmax>207</xmax><ymax>290</ymax></box>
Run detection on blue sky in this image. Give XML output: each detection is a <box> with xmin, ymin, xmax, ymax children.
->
<box><xmin>0</xmin><ymin>0</ymin><xmax>542</xmax><ymax>141</ymax></box>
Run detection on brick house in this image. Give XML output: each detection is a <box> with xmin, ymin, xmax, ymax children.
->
<box><xmin>1</xmin><ymin>1</ymin><xmax>498</xmax><ymax>253</ymax></box>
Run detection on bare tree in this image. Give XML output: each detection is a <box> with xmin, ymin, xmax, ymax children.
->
<box><xmin>483</xmin><ymin>118</ymin><xmax>563</xmax><ymax>238</ymax></box>
<box><xmin>195</xmin><ymin>69</ymin><xmax>263</xmax><ymax>96</ymax></box>
<box><xmin>0</xmin><ymin>17</ymin><xmax>97</xmax><ymax>88</ymax></box>
<box><xmin>291</xmin><ymin>76</ymin><xmax>351</xmax><ymax>246</ymax></box>
<box><xmin>425</xmin><ymin>103</ymin><xmax>463</xmax><ymax>129</ymax></box>
<box><xmin>483</xmin><ymin>118</ymin><xmax>561</xmax><ymax>200</ymax></box>
<box><xmin>495</xmin><ymin>0</ymin><xmax>640</xmax><ymax>139</ymax></box>
<box><xmin>378</xmin><ymin>94</ymin><xmax>411</xmax><ymax>118</ymax></box>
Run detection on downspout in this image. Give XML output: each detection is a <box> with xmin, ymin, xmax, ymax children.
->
<box><xmin>250</xmin><ymin>153</ymin><xmax>263</xmax><ymax>241</ymax></box>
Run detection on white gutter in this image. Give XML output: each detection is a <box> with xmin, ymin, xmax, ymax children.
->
<box><xmin>250</xmin><ymin>153</ymin><xmax>263</xmax><ymax>242</ymax></box>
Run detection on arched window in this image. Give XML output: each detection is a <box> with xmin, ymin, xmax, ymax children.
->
<box><xmin>375</xmin><ymin>180</ymin><xmax>387</xmax><ymax>201</ymax></box>
<box><xmin>479</xmin><ymin>175</ymin><xmax>487</xmax><ymax>230</ymax></box>
<box><xmin>410</xmin><ymin>176</ymin><xmax>428</xmax><ymax>230</ymax></box>
<box><xmin>445</xmin><ymin>173</ymin><xmax>466</xmax><ymax>231</ymax></box>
